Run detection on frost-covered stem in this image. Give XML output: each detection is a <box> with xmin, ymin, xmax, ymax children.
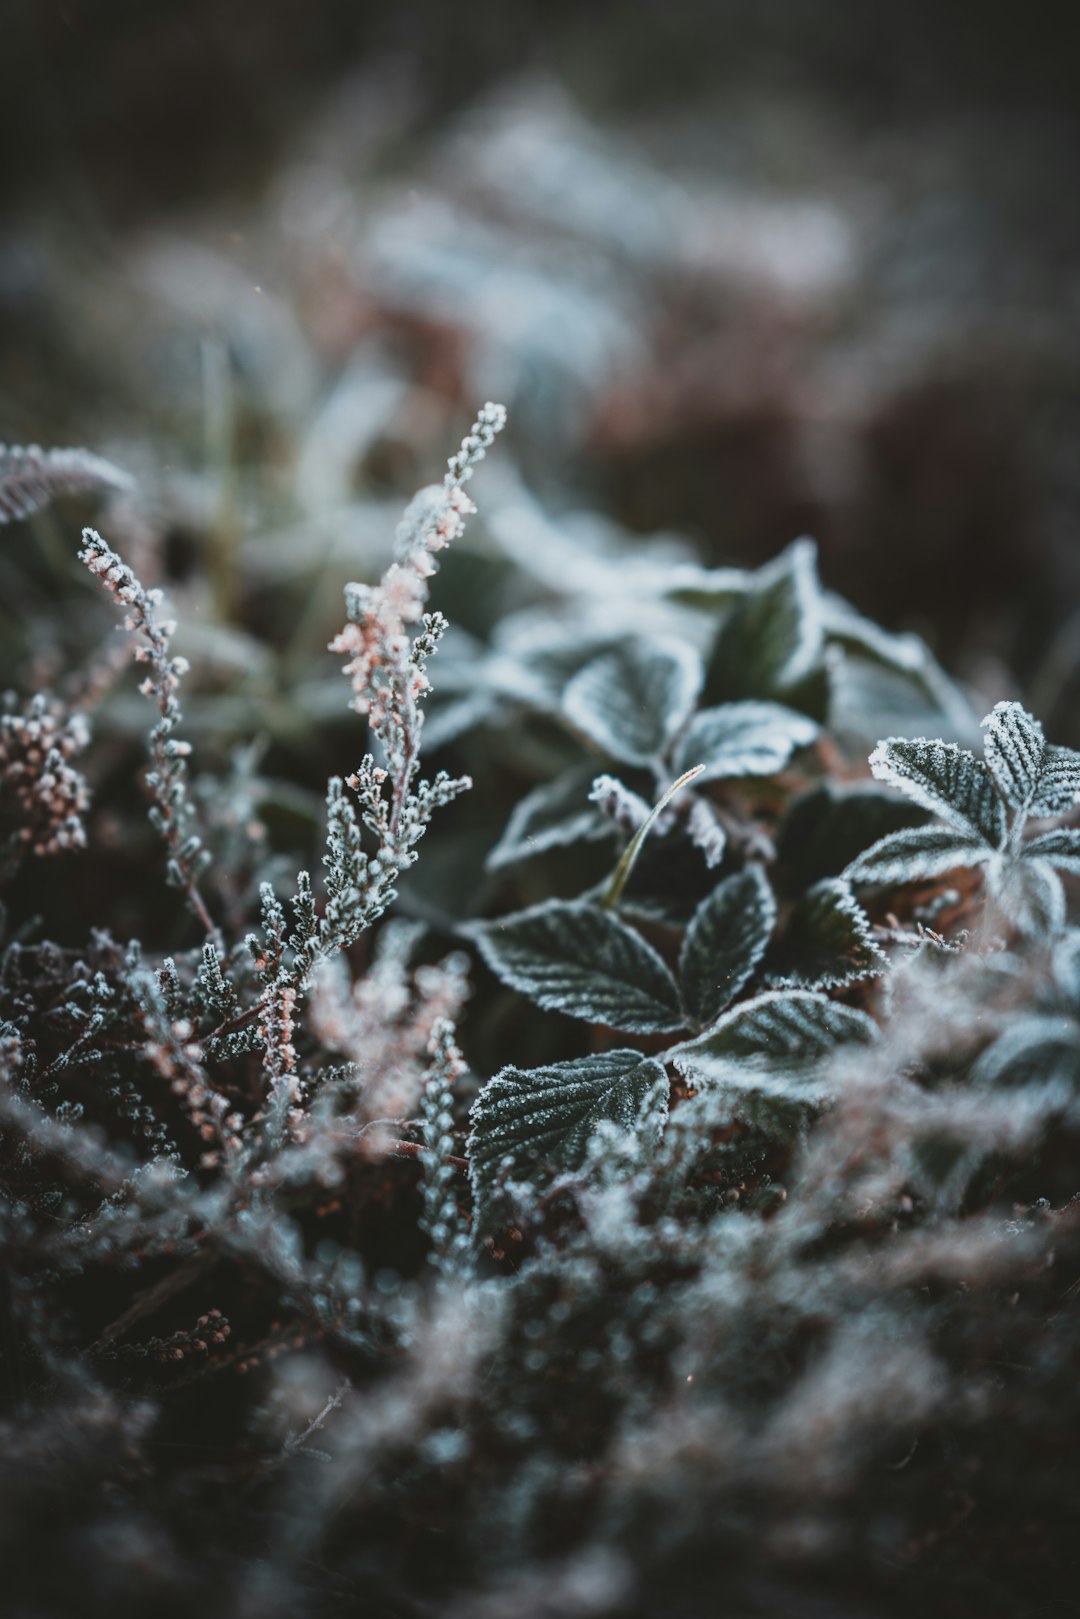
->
<box><xmin>281</xmin><ymin>1379</ymin><xmax>351</xmax><ymax>1462</ymax></box>
<box><xmin>230</xmin><ymin>411</ymin><xmax>505</xmax><ymax>1112</ymax></box>
<box><xmin>319</xmin><ymin>406</ymin><xmax>505</xmax><ymax>953</ymax></box>
<box><xmin>261</xmin><ymin>981</ymin><xmax>301</xmax><ymax>1150</ymax></box>
<box><xmin>78</xmin><ymin>528</ymin><xmax>217</xmax><ymax>942</ymax></box>
<box><xmin>1005</xmin><ymin>806</ymin><xmax>1029</xmax><ymax>860</ymax></box>
<box><xmin>419</xmin><ymin>1020</ymin><xmax>470</xmax><ymax>1275</ymax></box>
<box><xmin>602</xmin><ymin>765</ymin><xmax>705</xmax><ymax>909</ymax></box>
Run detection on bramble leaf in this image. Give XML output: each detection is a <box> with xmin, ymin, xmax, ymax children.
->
<box><xmin>465</xmin><ymin>899</ymin><xmax>683</xmax><ymax>1032</ymax></box>
<box><xmin>562</xmin><ymin>638</ymin><xmax>703</xmax><ymax>765</ymax></box>
<box><xmin>987</xmin><ymin>856</ymin><xmax>1065</xmax><ymax>938</ymax></box>
<box><xmin>981</xmin><ymin>701</ymin><xmax>1080</xmax><ymax>819</ymax></box>
<box><xmin>486</xmin><ymin>766</ymin><xmax>612</xmax><ymax>870</ymax></box>
<box><xmin>706</xmin><ymin>539</ymin><xmax>825</xmax><ymax>703</ymax></box>
<box><xmin>468</xmin><ymin>1049</ymin><xmax>669</xmax><ymax>1229</ymax></box>
<box><xmin>672</xmin><ymin>988</ymin><xmax>877</xmax><ymax>1101</ymax></box>
<box><xmin>845</xmin><ymin>824</ymin><xmax>992</xmax><ymax>886</ymax></box>
<box><xmin>673</xmin><ymin>701</ymin><xmax>818</xmax><ymax>780</ymax></box>
<box><xmin>776</xmin><ymin>782</ymin><xmax>930</xmax><ymax>890</ymax></box>
<box><xmin>868</xmin><ymin>737</ymin><xmax>1005</xmax><ymax>846</ymax></box>
<box><xmin>769</xmin><ymin>878</ymin><xmax>886</xmax><ymax>989</ymax></box>
<box><xmin>1023</xmin><ymin>827</ymin><xmax>1080</xmax><ymax>874</ymax></box>
<box><xmin>679</xmin><ymin>866</ymin><xmax>775</xmax><ymax>1028</ymax></box>
<box><xmin>971</xmin><ymin>1014</ymin><xmax>1078</xmax><ymax>1092</ymax></box>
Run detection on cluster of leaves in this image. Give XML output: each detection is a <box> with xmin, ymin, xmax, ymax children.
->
<box><xmin>457</xmin><ymin>543</ymin><xmax>1080</xmax><ymax>1244</ymax></box>
<box><xmin>1</xmin><ymin>427</ymin><xmax>1080</xmax><ymax>1619</ymax></box>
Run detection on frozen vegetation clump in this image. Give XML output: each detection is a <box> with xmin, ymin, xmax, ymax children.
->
<box><xmin>1</xmin><ymin>401</ymin><xmax>1079</xmax><ymax>1619</ymax></box>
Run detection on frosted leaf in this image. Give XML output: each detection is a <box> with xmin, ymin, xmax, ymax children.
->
<box><xmin>768</xmin><ymin>878</ymin><xmax>885</xmax><ymax>990</ymax></box>
<box><xmin>829</xmin><ymin>652</ymin><xmax>981</xmax><ymax>747</ymax></box>
<box><xmin>679</xmin><ymin>867</ymin><xmax>775</xmax><ymax>1029</ymax></box>
<box><xmin>422</xmin><ymin>690</ymin><xmax>504</xmax><ymax>752</ymax></box>
<box><xmin>845</xmin><ymin>824</ymin><xmax>992</xmax><ymax>886</ymax></box>
<box><xmin>486</xmin><ymin>766</ymin><xmax>613</xmax><ymax>871</ymax></box>
<box><xmin>706</xmin><ymin>539</ymin><xmax>825</xmax><ymax>702</ymax></box>
<box><xmin>673</xmin><ymin>701</ymin><xmax>818</xmax><ymax>780</ymax></box>
<box><xmin>987</xmin><ymin>856</ymin><xmax>1065</xmax><ymax>939</ymax></box>
<box><xmin>663</xmin><ymin>564</ymin><xmax>750</xmax><ymax>610</ymax></box>
<box><xmin>0</xmin><ymin>444</ymin><xmax>132</xmax><ymax>525</ymax></box>
<box><xmin>777</xmin><ymin>782</ymin><xmax>930</xmax><ymax>890</ymax></box>
<box><xmin>672</xmin><ymin>988</ymin><xmax>877</xmax><ymax>1101</ymax></box>
<box><xmin>981</xmin><ymin>702</ymin><xmax>1080</xmax><ymax>818</ymax></box>
<box><xmin>464</xmin><ymin>899</ymin><xmax>683</xmax><ymax>1033</ymax></box>
<box><xmin>868</xmin><ymin>737</ymin><xmax>1005</xmax><ymax>847</ymax></box>
<box><xmin>1024</xmin><ymin>828</ymin><xmax>1080</xmax><ymax>875</ymax></box>
<box><xmin>1053</xmin><ymin>930</ymin><xmax>1080</xmax><ymax>1002</ymax></box>
<box><xmin>562</xmin><ymin>637</ymin><xmax>703</xmax><ymax>765</ymax></box>
<box><xmin>468</xmin><ymin>1049</ymin><xmax>669</xmax><ymax>1230</ymax></box>
<box><xmin>971</xmin><ymin>1014</ymin><xmax>1078</xmax><ymax>1093</ymax></box>
<box><xmin>685</xmin><ymin>796</ymin><xmax>727</xmax><ymax>869</ymax></box>
<box><xmin>588</xmin><ymin>774</ymin><xmax>654</xmax><ymax>835</ymax></box>
<box><xmin>821</xmin><ymin>592</ymin><xmax>927</xmax><ymax>674</ymax></box>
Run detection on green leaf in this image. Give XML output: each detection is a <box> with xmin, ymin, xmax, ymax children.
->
<box><xmin>987</xmin><ymin>856</ymin><xmax>1065</xmax><ymax>938</ymax></box>
<box><xmin>672</xmin><ymin>989</ymin><xmax>878</xmax><ymax>1100</ymax></box>
<box><xmin>845</xmin><ymin>824</ymin><xmax>993</xmax><ymax>886</ymax></box>
<box><xmin>486</xmin><ymin>766</ymin><xmax>613</xmax><ymax>871</ymax></box>
<box><xmin>679</xmin><ymin>867</ymin><xmax>775</xmax><ymax>1028</ymax></box>
<box><xmin>981</xmin><ymin>701</ymin><xmax>1080</xmax><ymax>819</ymax></box>
<box><xmin>776</xmin><ymin>783</ymin><xmax>930</xmax><ymax>891</ymax></box>
<box><xmin>822</xmin><ymin>593</ymin><xmax>929</xmax><ymax>674</ymax></box>
<box><xmin>468</xmin><ymin>1049</ymin><xmax>669</xmax><ymax>1229</ymax></box>
<box><xmin>829</xmin><ymin>654</ymin><xmax>980</xmax><ymax>747</ymax></box>
<box><xmin>706</xmin><ymin>539</ymin><xmax>825</xmax><ymax>703</ymax></box>
<box><xmin>971</xmin><ymin>1014</ymin><xmax>1078</xmax><ymax>1091</ymax></box>
<box><xmin>562</xmin><ymin>637</ymin><xmax>703</xmax><ymax>765</ymax></box>
<box><xmin>824</xmin><ymin>595</ymin><xmax>980</xmax><ymax>742</ymax></box>
<box><xmin>1053</xmin><ymin>931</ymin><xmax>1080</xmax><ymax>1002</ymax></box>
<box><xmin>868</xmin><ymin>737</ymin><xmax>1005</xmax><ymax>846</ymax></box>
<box><xmin>768</xmin><ymin>878</ymin><xmax>885</xmax><ymax>989</ymax></box>
<box><xmin>673</xmin><ymin>701</ymin><xmax>818</xmax><ymax>780</ymax></box>
<box><xmin>465</xmin><ymin>899</ymin><xmax>683</xmax><ymax>1033</ymax></box>
<box><xmin>1024</xmin><ymin>827</ymin><xmax>1080</xmax><ymax>874</ymax></box>
<box><xmin>490</xmin><ymin>623</ymin><xmax>621</xmax><ymax>709</ymax></box>
<box><xmin>663</xmin><ymin>564</ymin><xmax>749</xmax><ymax>610</ymax></box>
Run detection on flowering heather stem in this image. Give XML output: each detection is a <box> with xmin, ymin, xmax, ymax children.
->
<box><xmin>79</xmin><ymin>528</ymin><xmax>217</xmax><ymax>941</ymax></box>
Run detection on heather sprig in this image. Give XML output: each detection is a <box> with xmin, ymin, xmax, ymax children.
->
<box><xmin>79</xmin><ymin>527</ymin><xmax>214</xmax><ymax>936</ymax></box>
<box><xmin>313</xmin><ymin>402</ymin><xmax>507</xmax><ymax>959</ymax></box>
<box><xmin>0</xmin><ymin>692</ymin><xmax>90</xmax><ymax>876</ymax></box>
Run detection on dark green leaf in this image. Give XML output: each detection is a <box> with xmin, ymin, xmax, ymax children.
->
<box><xmin>562</xmin><ymin>637</ymin><xmax>703</xmax><ymax>765</ymax></box>
<box><xmin>845</xmin><ymin>824</ymin><xmax>992</xmax><ymax>886</ymax></box>
<box><xmin>465</xmin><ymin>899</ymin><xmax>683</xmax><ymax>1032</ymax></box>
<box><xmin>705</xmin><ymin>539</ymin><xmax>825</xmax><ymax>703</ymax></box>
<box><xmin>776</xmin><ymin>782</ymin><xmax>930</xmax><ymax>891</ymax></box>
<box><xmin>768</xmin><ymin>878</ymin><xmax>885</xmax><ymax>989</ymax></box>
<box><xmin>679</xmin><ymin>867</ymin><xmax>775</xmax><ymax>1028</ymax></box>
<box><xmin>672</xmin><ymin>988</ymin><xmax>878</xmax><ymax>1101</ymax></box>
<box><xmin>486</xmin><ymin>766</ymin><xmax>613</xmax><ymax>871</ymax></box>
<box><xmin>868</xmin><ymin>736</ymin><xmax>1005</xmax><ymax>846</ymax></box>
<box><xmin>468</xmin><ymin>1049</ymin><xmax>669</xmax><ymax>1229</ymax></box>
<box><xmin>982</xmin><ymin>701</ymin><xmax>1080</xmax><ymax>818</ymax></box>
<box><xmin>1024</xmin><ymin>827</ymin><xmax>1080</xmax><ymax>874</ymax></box>
<box><xmin>673</xmin><ymin>701</ymin><xmax>818</xmax><ymax>780</ymax></box>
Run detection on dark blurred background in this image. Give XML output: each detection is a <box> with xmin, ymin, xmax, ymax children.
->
<box><xmin>2</xmin><ymin>0</ymin><xmax>1080</xmax><ymax>726</ymax></box>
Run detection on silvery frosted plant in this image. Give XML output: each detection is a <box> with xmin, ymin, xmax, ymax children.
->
<box><xmin>2</xmin><ymin>415</ymin><xmax>1079</xmax><ymax>1619</ymax></box>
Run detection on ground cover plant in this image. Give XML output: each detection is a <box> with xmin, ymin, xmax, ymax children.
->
<box><xmin>1</xmin><ymin>393</ymin><xmax>1079</xmax><ymax>1619</ymax></box>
